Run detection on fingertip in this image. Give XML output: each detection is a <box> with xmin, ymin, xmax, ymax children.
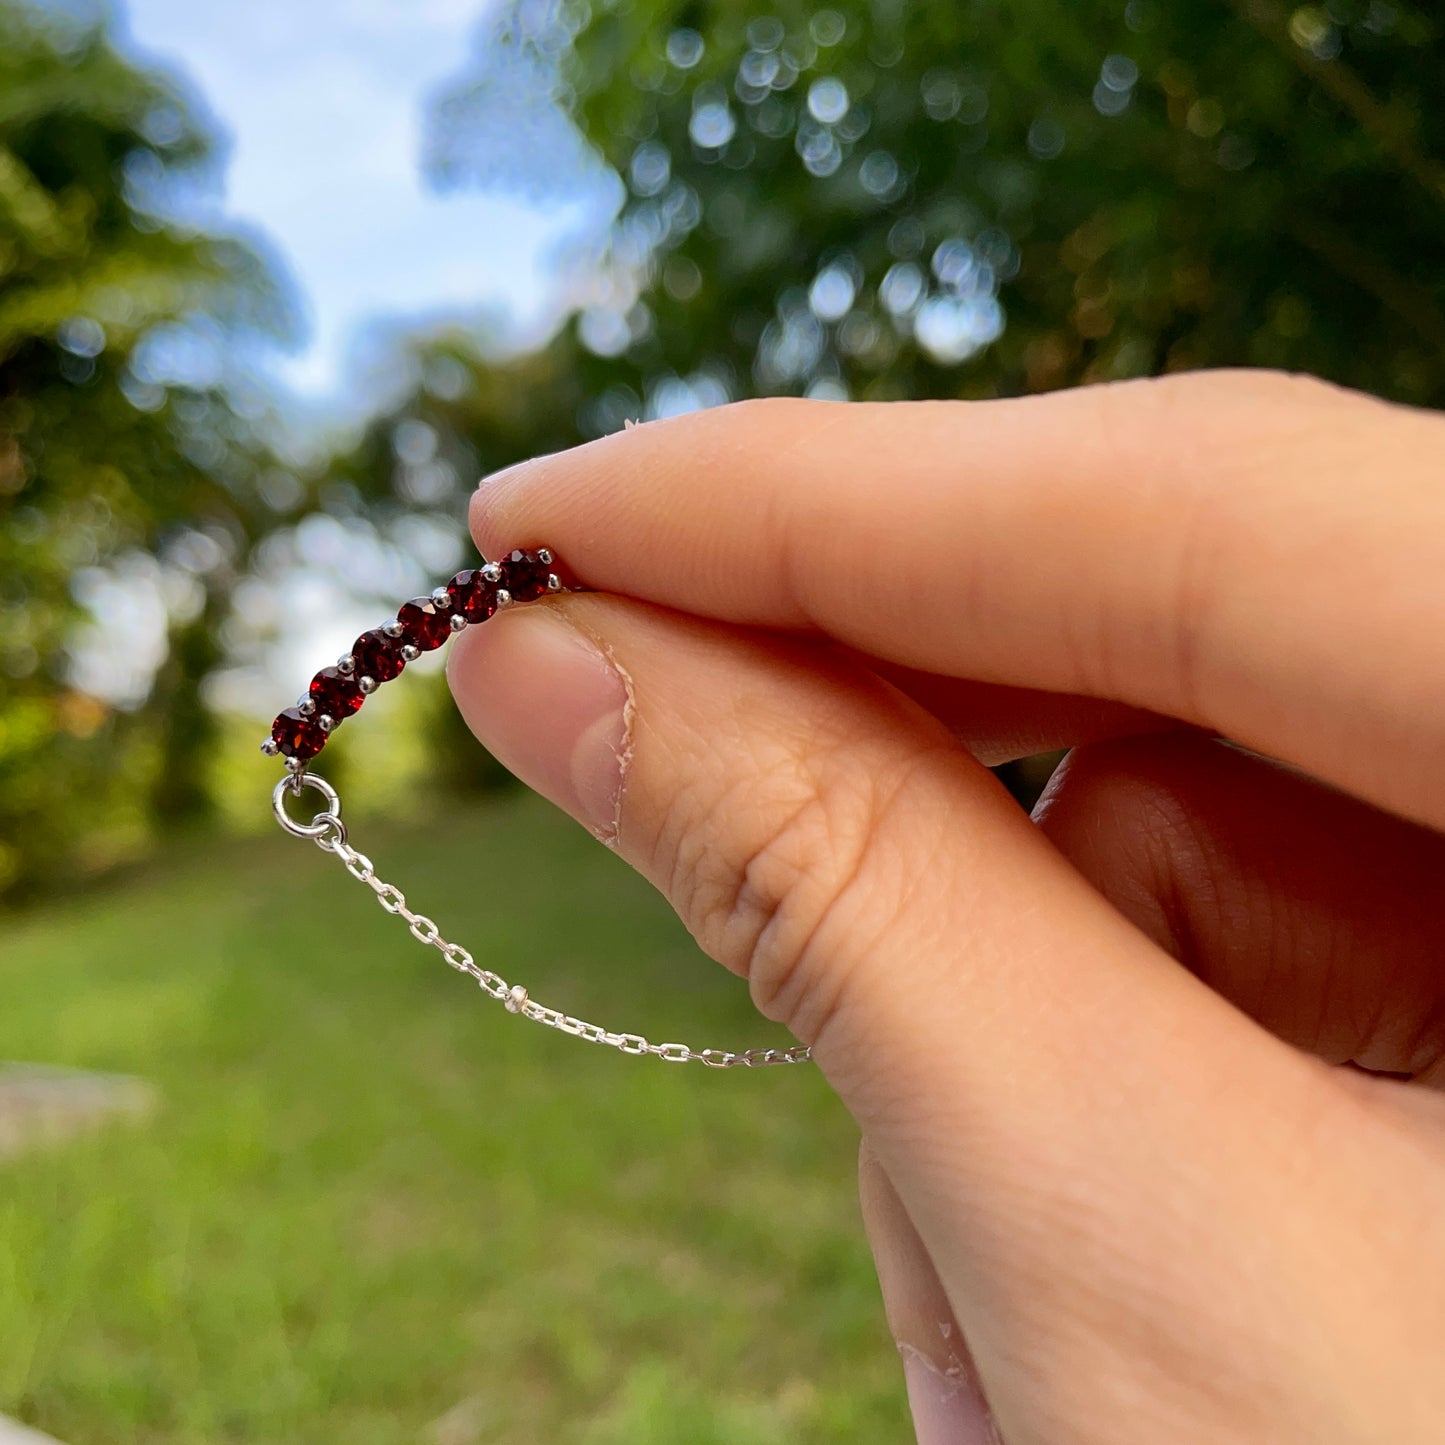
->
<box><xmin>469</xmin><ymin>455</ymin><xmax>544</xmax><ymax>560</ymax></box>
<box><xmin>465</xmin><ymin>398</ymin><xmax>836</xmax><ymax>594</ymax></box>
<box><xmin>858</xmin><ymin>1140</ymin><xmax>1000</xmax><ymax>1442</ymax></box>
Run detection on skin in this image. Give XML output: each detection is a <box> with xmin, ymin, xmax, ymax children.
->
<box><xmin>445</xmin><ymin>370</ymin><xmax>1445</xmax><ymax>1444</ymax></box>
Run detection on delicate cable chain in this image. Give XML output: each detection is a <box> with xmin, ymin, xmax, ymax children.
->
<box><xmin>272</xmin><ymin>773</ymin><xmax>812</xmax><ymax>1070</ymax></box>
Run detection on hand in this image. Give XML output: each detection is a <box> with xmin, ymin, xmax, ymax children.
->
<box><xmin>446</xmin><ymin>371</ymin><xmax>1445</xmax><ymax>1445</ymax></box>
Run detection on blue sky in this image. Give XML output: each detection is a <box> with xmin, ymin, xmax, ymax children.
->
<box><xmin>114</xmin><ymin>0</ymin><xmax>610</xmax><ymax>407</ymax></box>
<box><xmin>60</xmin><ymin>0</ymin><xmax>617</xmax><ymax>707</ymax></box>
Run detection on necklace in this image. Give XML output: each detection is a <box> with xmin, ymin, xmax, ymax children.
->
<box><xmin>263</xmin><ymin>547</ymin><xmax>812</xmax><ymax>1071</ymax></box>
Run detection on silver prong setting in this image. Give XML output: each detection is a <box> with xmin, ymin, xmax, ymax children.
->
<box><xmin>317</xmin><ymin>714</ymin><xmax>335</xmax><ymax>734</ymax></box>
<box><xmin>358</xmin><ymin>676</ymin><xmax>378</xmax><ymax>695</ymax></box>
<box><xmin>448</xmin><ymin>613</ymin><xmax>467</xmax><ymax>632</ymax></box>
<box><xmin>382</xmin><ymin>618</ymin><xmax>404</xmax><ymax>639</ymax></box>
<box><xmin>337</xmin><ymin>654</ymin><xmax>355</xmax><ymax>674</ymax></box>
<box><xmin>260</xmin><ymin>738</ymin><xmax>280</xmax><ymax>757</ymax></box>
<box><xmin>400</xmin><ymin>644</ymin><xmax>421</xmax><ymax>663</ymax></box>
<box><xmin>285</xmin><ymin>755</ymin><xmax>305</xmax><ymax>775</ymax></box>
<box><xmin>297</xmin><ymin>697</ymin><xmax>316</xmax><ymax>716</ymax></box>
<box><xmin>431</xmin><ymin>587</ymin><xmax>451</xmax><ymax>608</ymax></box>
<box><xmin>494</xmin><ymin>587</ymin><xmax>513</xmax><ymax>609</ymax></box>
<box><xmin>480</xmin><ymin>562</ymin><xmax>502</xmax><ymax>584</ymax></box>
<box><xmin>546</xmin><ymin>573</ymin><xmax>562</xmax><ymax>592</ymax></box>
<box><xmin>536</xmin><ymin>548</ymin><xmax>553</xmax><ymax>566</ymax></box>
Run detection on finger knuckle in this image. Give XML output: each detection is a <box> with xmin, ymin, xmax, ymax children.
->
<box><xmin>667</xmin><ymin>730</ymin><xmax>912</xmax><ymax>1046</ymax></box>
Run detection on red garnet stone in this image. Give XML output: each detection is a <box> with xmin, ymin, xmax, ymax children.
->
<box><xmin>271</xmin><ymin>707</ymin><xmax>326</xmax><ymax>760</ymax></box>
<box><xmin>309</xmin><ymin>665</ymin><xmax>363</xmax><ymax>720</ymax></box>
<box><xmin>446</xmin><ymin>567</ymin><xmax>499</xmax><ymax>624</ymax></box>
<box><xmin>350</xmin><ymin>628</ymin><xmax>405</xmax><ymax>684</ymax></box>
<box><xmin>501</xmin><ymin>548</ymin><xmax>552</xmax><ymax>602</ymax></box>
<box><xmin>396</xmin><ymin>597</ymin><xmax>451</xmax><ymax>652</ymax></box>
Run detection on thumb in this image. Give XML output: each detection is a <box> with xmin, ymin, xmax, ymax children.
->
<box><xmin>448</xmin><ymin>591</ymin><xmax>1428</xmax><ymax>1444</ymax></box>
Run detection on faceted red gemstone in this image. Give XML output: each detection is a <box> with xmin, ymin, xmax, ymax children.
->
<box><xmin>500</xmin><ymin>548</ymin><xmax>552</xmax><ymax>602</ymax></box>
<box><xmin>446</xmin><ymin>568</ymin><xmax>499</xmax><ymax>624</ymax></box>
<box><xmin>350</xmin><ymin>628</ymin><xmax>405</xmax><ymax>684</ymax></box>
<box><xmin>397</xmin><ymin>597</ymin><xmax>451</xmax><ymax>652</ymax></box>
<box><xmin>271</xmin><ymin>707</ymin><xmax>326</xmax><ymax>760</ymax></box>
<box><xmin>309</xmin><ymin>666</ymin><xmax>363</xmax><ymax>720</ymax></box>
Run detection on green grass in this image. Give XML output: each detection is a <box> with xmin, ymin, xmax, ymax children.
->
<box><xmin>0</xmin><ymin>792</ymin><xmax>904</xmax><ymax>1444</ymax></box>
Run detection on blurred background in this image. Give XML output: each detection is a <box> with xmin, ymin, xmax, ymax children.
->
<box><xmin>0</xmin><ymin>0</ymin><xmax>1440</xmax><ymax>1439</ymax></box>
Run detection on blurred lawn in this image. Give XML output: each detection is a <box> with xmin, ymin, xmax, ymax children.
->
<box><xmin>0</xmin><ymin>792</ymin><xmax>903</xmax><ymax>1443</ymax></box>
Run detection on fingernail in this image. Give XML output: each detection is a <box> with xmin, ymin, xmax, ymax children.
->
<box><xmin>902</xmin><ymin>1351</ymin><xmax>1001</xmax><ymax>1445</ymax></box>
<box><xmin>447</xmin><ymin>605</ymin><xmax>630</xmax><ymax>840</ymax></box>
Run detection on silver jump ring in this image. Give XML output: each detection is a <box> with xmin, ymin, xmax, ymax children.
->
<box><xmin>272</xmin><ymin>772</ymin><xmax>343</xmax><ymax>839</ymax></box>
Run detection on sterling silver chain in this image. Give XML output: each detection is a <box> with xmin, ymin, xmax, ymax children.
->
<box><xmin>272</xmin><ymin>772</ymin><xmax>813</xmax><ymax>1070</ymax></box>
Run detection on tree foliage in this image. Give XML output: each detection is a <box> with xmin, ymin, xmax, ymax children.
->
<box><xmin>6</xmin><ymin>0</ymin><xmax>1444</xmax><ymax>899</ymax></box>
<box><xmin>428</xmin><ymin>0</ymin><xmax>1445</xmax><ymax>417</ymax></box>
<box><xmin>401</xmin><ymin>0</ymin><xmax>1445</xmax><ymax>800</ymax></box>
<box><xmin>0</xmin><ymin>1</ymin><xmax>294</xmax><ymax>898</ymax></box>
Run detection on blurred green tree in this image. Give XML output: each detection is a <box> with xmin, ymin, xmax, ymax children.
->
<box><xmin>11</xmin><ymin>0</ymin><xmax>1443</xmax><ymax>896</ymax></box>
<box><xmin>404</xmin><ymin>0</ymin><xmax>1444</xmax><ymax>804</ymax></box>
<box><xmin>425</xmin><ymin>0</ymin><xmax>1444</xmax><ymax>414</ymax></box>
<box><xmin>0</xmin><ymin>0</ymin><xmax>295</xmax><ymax>898</ymax></box>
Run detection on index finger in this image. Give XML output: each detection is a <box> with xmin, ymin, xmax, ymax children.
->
<box><xmin>471</xmin><ymin>370</ymin><xmax>1445</xmax><ymax>829</ymax></box>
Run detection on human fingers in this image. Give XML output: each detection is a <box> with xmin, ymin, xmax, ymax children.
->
<box><xmin>448</xmin><ymin>593</ymin><xmax>1445</xmax><ymax>1444</ymax></box>
<box><xmin>470</xmin><ymin>372</ymin><xmax>1445</xmax><ymax>830</ymax></box>
<box><xmin>1033</xmin><ymin>731</ymin><xmax>1445</xmax><ymax>1081</ymax></box>
<box><xmin>850</xmin><ymin>664</ymin><xmax>1175</xmax><ymax>765</ymax></box>
<box><xmin>858</xmin><ymin>1138</ymin><xmax>1000</xmax><ymax>1445</ymax></box>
